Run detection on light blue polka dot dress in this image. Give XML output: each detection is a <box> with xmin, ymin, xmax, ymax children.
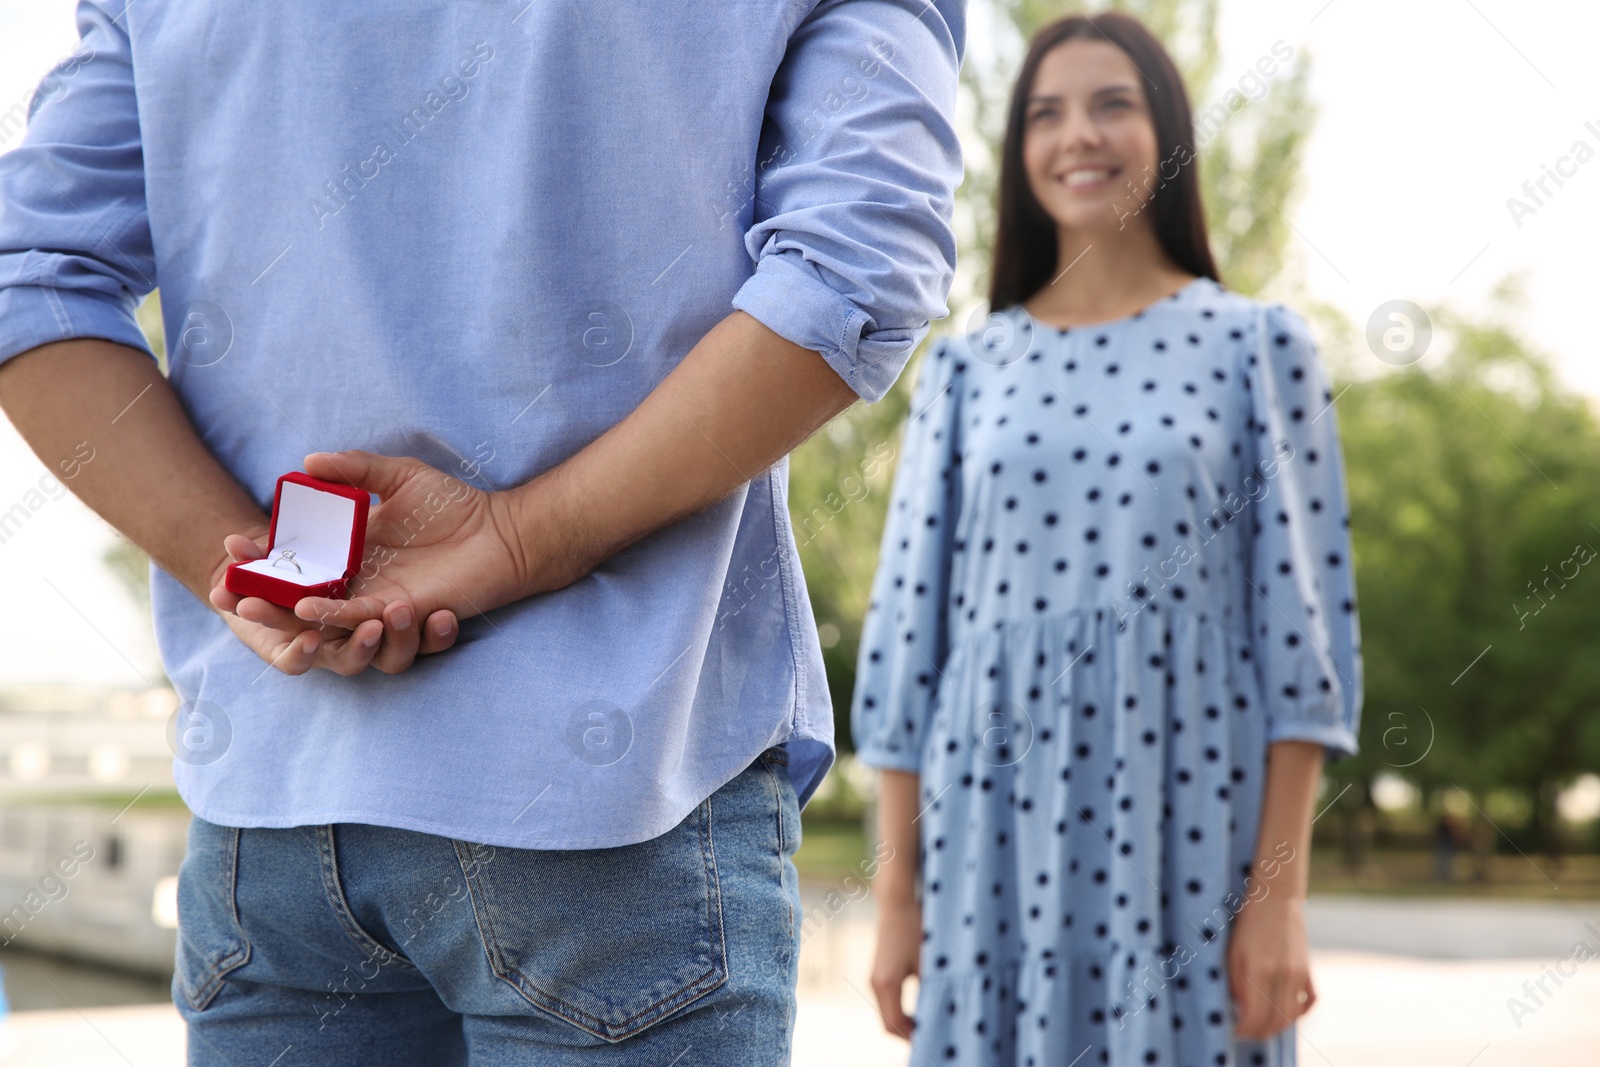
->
<box><xmin>851</xmin><ymin>277</ymin><xmax>1363</xmax><ymax>1067</ymax></box>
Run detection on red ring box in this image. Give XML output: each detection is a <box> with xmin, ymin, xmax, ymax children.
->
<box><xmin>224</xmin><ymin>471</ymin><xmax>370</xmax><ymax>609</ymax></box>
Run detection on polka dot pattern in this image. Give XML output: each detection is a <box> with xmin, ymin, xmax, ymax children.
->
<box><xmin>850</xmin><ymin>278</ymin><xmax>1362</xmax><ymax>1066</ymax></box>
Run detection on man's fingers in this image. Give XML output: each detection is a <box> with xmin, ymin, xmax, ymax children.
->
<box><xmin>313</xmin><ymin>620</ymin><xmax>384</xmax><ymax>677</ymax></box>
<box><xmin>237</xmin><ymin>595</ymin><xmax>318</xmax><ymax>632</ymax></box>
<box><xmin>418</xmin><ymin>609</ymin><xmax>459</xmax><ymax>655</ymax></box>
<box><xmin>225</xmin><ymin>608</ymin><xmax>378</xmax><ymax>678</ymax></box>
<box><xmin>304</xmin><ymin>449</ymin><xmax>417</xmax><ymax>503</ymax></box>
<box><xmin>223</xmin><ymin>533</ymin><xmax>266</xmax><ymax>559</ymax></box>
<box><xmin>370</xmin><ymin>602</ymin><xmax>420</xmax><ymax>675</ymax></box>
<box><xmin>210</xmin><ymin>586</ymin><xmax>244</xmax><ymax>614</ymax></box>
<box><xmin>260</xmin><ymin>627</ymin><xmax>323</xmax><ymax>676</ymax></box>
<box><xmin>295</xmin><ymin>593</ymin><xmax>387</xmax><ymax>630</ymax></box>
<box><xmin>217</xmin><ymin>543</ymin><xmax>457</xmax><ymax>675</ymax></box>
<box><xmin>210</xmin><ymin>535</ymin><xmax>269</xmax><ymax>613</ymax></box>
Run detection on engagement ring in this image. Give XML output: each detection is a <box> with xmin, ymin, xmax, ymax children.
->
<box><xmin>271</xmin><ymin>548</ymin><xmax>302</xmax><ymax>574</ymax></box>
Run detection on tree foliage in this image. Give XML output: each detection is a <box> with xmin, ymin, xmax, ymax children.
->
<box><xmin>1332</xmin><ymin>279</ymin><xmax>1600</xmax><ymax>846</ymax></box>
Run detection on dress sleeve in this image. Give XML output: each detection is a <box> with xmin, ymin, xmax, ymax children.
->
<box><xmin>0</xmin><ymin>0</ymin><xmax>157</xmax><ymax>369</ymax></box>
<box><xmin>1243</xmin><ymin>303</ymin><xmax>1363</xmax><ymax>762</ymax></box>
<box><xmin>850</xmin><ymin>337</ymin><xmax>961</xmax><ymax>771</ymax></box>
<box><xmin>729</xmin><ymin>0</ymin><xmax>964</xmax><ymax>405</ymax></box>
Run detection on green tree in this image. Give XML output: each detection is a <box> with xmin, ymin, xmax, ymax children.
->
<box><xmin>1332</xmin><ymin>279</ymin><xmax>1600</xmax><ymax>871</ymax></box>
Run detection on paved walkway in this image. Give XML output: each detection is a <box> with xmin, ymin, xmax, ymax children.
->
<box><xmin>791</xmin><ymin>891</ymin><xmax>1600</xmax><ymax>1067</ymax></box>
<box><xmin>3</xmin><ymin>894</ymin><xmax>1598</xmax><ymax>1065</ymax></box>
<box><xmin>3</xmin><ymin>953</ymin><xmax>1598</xmax><ymax>1067</ymax></box>
<box><xmin>1304</xmin><ymin>895</ymin><xmax>1600</xmax><ymax>959</ymax></box>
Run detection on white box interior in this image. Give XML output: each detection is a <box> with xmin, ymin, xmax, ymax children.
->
<box><xmin>233</xmin><ymin>481</ymin><xmax>358</xmax><ymax>588</ymax></box>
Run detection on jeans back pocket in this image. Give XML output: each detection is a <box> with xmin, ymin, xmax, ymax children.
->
<box><xmin>173</xmin><ymin>816</ymin><xmax>252</xmax><ymax>1012</ymax></box>
<box><xmin>454</xmin><ymin>798</ymin><xmax>727</xmax><ymax>1042</ymax></box>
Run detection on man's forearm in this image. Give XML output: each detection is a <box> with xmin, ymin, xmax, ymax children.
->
<box><xmin>0</xmin><ymin>338</ymin><xmax>266</xmax><ymax>604</ymax></box>
<box><xmin>0</xmin><ymin>310</ymin><xmax>868</xmax><ymax>615</ymax></box>
<box><xmin>501</xmin><ymin>309</ymin><xmax>863</xmax><ymax>592</ymax></box>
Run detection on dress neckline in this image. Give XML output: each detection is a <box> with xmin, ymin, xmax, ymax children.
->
<box><xmin>1017</xmin><ymin>275</ymin><xmax>1208</xmax><ymax>333</ymax></box>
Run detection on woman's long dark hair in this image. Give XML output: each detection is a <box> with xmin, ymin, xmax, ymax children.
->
<box><xmin>989</xmin><ymin>12</ymin><xmax>1221</xmax><ymax>310</ymax></box>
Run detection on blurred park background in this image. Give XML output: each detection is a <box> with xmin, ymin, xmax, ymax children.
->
<box><xmin>3</xmin><ymin>0</ymin><xmax>1600</xmax><ymax>1062</ymax></box>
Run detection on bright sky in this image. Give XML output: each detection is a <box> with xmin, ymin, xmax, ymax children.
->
<box><xmin>1</xmin><ymin>0</ymin><xmax>1595</xmax><ymax>685</ymax></box>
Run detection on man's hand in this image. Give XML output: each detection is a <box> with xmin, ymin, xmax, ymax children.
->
<box><xmin>208</xmin><ymin>525</ymin><xmax>460</xmax><ymax>676</ymax></box>
<box><xmin>205</xmin><ymin>310</ymin><xmax>861</xmax><ymax>677</ymax></box>
<box><xmin>212</xmin><ymin>449</ymin><xmax>533</xmax><ymax>664</ymax></box>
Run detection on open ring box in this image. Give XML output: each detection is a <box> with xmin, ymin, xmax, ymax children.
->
<box><xmin>223</xmin><ymin>471</ymin><xmax>370</xmax><ymax>610</ymax></box>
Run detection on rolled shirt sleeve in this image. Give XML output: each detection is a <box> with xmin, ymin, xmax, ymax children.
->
<box><xmin>730</xmin><ymin>0</ymin><xmax>965</xmax><ymax>404</ymax></box>
<box><xmin>1244</xmin><ymin>302</ymin><xmax>1364</xmax><ymax>762</ymax></box>
<box><xmin>851</xmin><ymin>338</ymin><xmax>962</xmax><ymax>770</ymax></box>
<box><xmin>0</xmin><ymin>0</ymin><xmax>156</xmax><ymax>369</ymax></box>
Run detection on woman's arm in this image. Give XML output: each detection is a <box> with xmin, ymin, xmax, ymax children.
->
<box><xmin>869</xmin><ymin>768</ymin><xmax>922</xmax><ymax>1040</ymax></box>
<box><xmin>1227</xmin><ymin>739</ymin><xmax>1324</xmax><ymax>1039</ymax></box>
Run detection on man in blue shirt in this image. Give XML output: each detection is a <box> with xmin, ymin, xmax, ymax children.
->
<box><xmin>0</xmin><ymin>0</ymin><xmax>964</xmax><ymax>1062</ymax></box>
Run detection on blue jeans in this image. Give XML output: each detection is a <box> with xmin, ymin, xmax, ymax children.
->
<box><xmin>174</xmin><ymin>747</ymin><xmax>801</xmax><ymax>1065</ymax></box>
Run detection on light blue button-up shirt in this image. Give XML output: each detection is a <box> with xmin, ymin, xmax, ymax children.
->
<box><xmin>0</xmin><ymin>0</ymin><xmax>965</xmax><ymax>847</ymax></box>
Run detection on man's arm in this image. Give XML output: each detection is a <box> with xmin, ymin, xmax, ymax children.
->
<box><xmin>0</xmin><ymin>338</ymin><xmax>459</xmax><ymax>673</ymax></box>
<box><xmin>0</xmin><ymin>338</ymin><xmax>262</xmax><ymax>604</ymax></box>
<box><xmin>496</xmin><ymin>310</ymin><xmax>860</xmax><ymax>596</ymax></box>
<box><xmin>505</xmin><ymin>0</ymin><xmax>965</xmax><ymax>590</ymax></box>
<box><xmin>0</xmin><ymin>0</ymin><xmax>455</xmax><ymax>675</ymax></box>
<box><xmin>294</xmin><ymin>309</ymin><xmax>861</xmax><ymax>631</ymax></box>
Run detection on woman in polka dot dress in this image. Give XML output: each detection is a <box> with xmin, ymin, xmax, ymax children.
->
<box><xmin>852</xmin><ymin>13</ymin><xmax>1361</xmax><ymax>1067</ymax></box>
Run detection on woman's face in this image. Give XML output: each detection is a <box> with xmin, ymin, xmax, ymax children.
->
<box><xmin>1022</xmin><ymin>39</ymin><xmax>1164</xmax><ymax>236</ymax></box>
